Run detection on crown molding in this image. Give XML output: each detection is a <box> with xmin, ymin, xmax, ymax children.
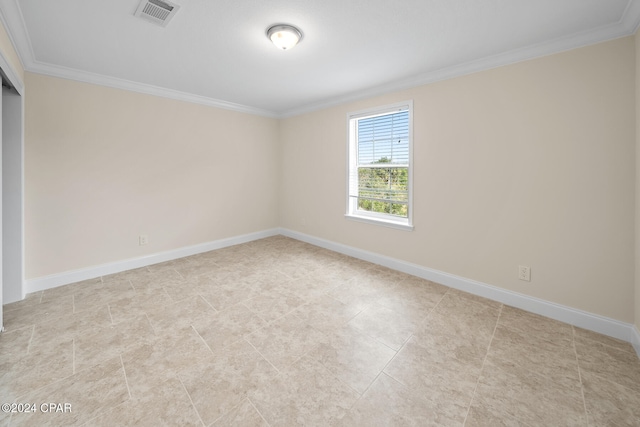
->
<box><xmin>0</xmin><ymin>0</ymin><xmax>279</xmax><ymax>118</ymax></box>
<box><xmin>2</xmin><ymin>0</ymin><xmax>640</xmax><ymax>119</ymax></box>
<box><xmin>279</xmin><ymin>1</ymin><xmax>640</xmax><ymax>118</ymax></box>
<box><xmin>27</xmin><ymin>60</ymin><xmax>280</xmax><ymax>118</ymax></box>
<box><xmin>0</xmin><ymin>0</ymin><xmax>33</xmax><ymax>71</ymax></box>
<box><xmin>0</xmin><ymin>0</ymin><xmax>24</xmax><ymax>93</ymax></box>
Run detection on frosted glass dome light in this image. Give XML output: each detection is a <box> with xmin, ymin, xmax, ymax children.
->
<box><xmin>267</xmin><ymin>24</ymin><xmax>303</xmax><ymax>50</ymax></box>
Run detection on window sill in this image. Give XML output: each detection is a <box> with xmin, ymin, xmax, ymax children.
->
<box><xmin>344</xmin><ymin>214</ymin><xmax>414</xmax><ymax>231</ymax></box>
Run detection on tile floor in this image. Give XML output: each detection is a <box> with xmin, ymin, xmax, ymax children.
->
<box><xmin>1</xmin><ymin>236</ymin><xmax>640</xmax><ymax>426</ymax></box>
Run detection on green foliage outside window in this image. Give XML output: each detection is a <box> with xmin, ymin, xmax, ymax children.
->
<box><xmin>357</xmin><ymin>157</ymin><xmax>408</xmax><ymax>217</ymax></box>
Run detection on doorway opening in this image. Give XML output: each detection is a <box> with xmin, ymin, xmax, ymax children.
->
<box><xmin>0</xmin><ymin>65</ymin><xmax>24</xmax><ymax>331</ymax></box>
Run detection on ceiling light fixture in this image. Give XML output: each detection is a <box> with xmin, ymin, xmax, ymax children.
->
<box><xmin>267</xmin><ymin>24</ymin><xmax>303</xmax><ymax>50</ymax></box>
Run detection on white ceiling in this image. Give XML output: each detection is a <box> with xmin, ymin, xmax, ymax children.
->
<box><xmin>1</xmin><ymin>0</ymin><xmax>639</xmax><ymax>117</ymax></box>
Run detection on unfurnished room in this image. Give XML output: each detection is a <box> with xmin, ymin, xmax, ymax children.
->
<box><xmin>0</xmin><ymin>0</ymin><xmax>640</xmax><ymax>425</ymax></box>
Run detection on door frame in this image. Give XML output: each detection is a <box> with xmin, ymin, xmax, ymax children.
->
<box><xmin>0</xmin><ymin>43</ymin><xmax>24</xmax><ymax>331</ymax></box>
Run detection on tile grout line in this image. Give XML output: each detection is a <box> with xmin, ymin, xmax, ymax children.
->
<box><xmin>378</xmin><ymin>289</ymin><xmax>449</xmax><ymax>363</ymax></box>
<box><xmin>324</xmin><ymin>290</ymin><xmax>368</xmax><ymax>322</ymax></box>
<box><xmin>581</xmin><ymin>365</ymin><xmax>640</xmax><ymax>394</ymax></box>
<box><xmin>12</xmin><ymin>365</ymin><xmax>78</xmax><ymax>405</ymax></box>
<box><xmin>144</xmin><ymin>313</ymin><xmax>158</xmax><ymax>336</ymax></box>
<box><xmin>210</xmin><ymin>401</ymin><xmax>242</xmax><ymax>426</ymax></box>
<box><xmin>244</xmin><ymin>337</ymin><xmax>281</xmax><ymax>375</ymax></box>
<box><xmin>195</xmin><ymin>293</ymin><xmax>218</xmax><ymax>314</ymax></box>
<box><xmin>573</xmin><ymin>339</ymin><xmax>640</xmax><ymax>398</ymax></box>
<box><xmin>356</xmin><ymin>326</ymin><xmax>415</xmax><ymax>406</ymax></box>
<box><xmin>119</xmin><ymin>354</ymin><xmax>132</xmax><ymax>400</ymax></box>
<box><xmin>350</xmin><ymin>286</ymin><xmax>447</xmax><ymax>358</ymax></box>
<box><xmin>177</xmin><ymin>375</ymin><xmax>207</xmax><ymax>427</ymax></box>
<box><xmin>574</xmin><ymin>330</ymin><xmax>639</xmax><ymax>357</ymax></box>
<box><xmin>461</xmin><ymin>303</ymin><xmax>504</xmax><ymax>426</ymax></box>
<box><xmin>190</xmin><ymin>324</ymin><xmax>216</xmax><ymax>355</ymax></box>
<box><xmin>107</xmin><ymin>305</ymin><xmax>115</xmax><ymax>325</ymax></box>
<box><xmin>571</xmin><ymin>326</ymin><xmax>589</xmax><ymax>424</ymax></box>
<box><xmin>304</xmin><ymin>353</ymin><xmax>367</xmax><ymax>404</ymax></box>
<box><xmin>25</xmin><ymin>324</ymin><xmax>35</xmax><ymax>355</ymax></box>
<box><xmin>427</xmin><ymin>289</ymin><xmax>449</xmax><ymax>318</ymax></box>
<box><xmin>492</xmin><ymin>319</ymin><xmax>600</xmax><ymax>394</ymax></box>
<box><xmin>247</xmin><ymin>396</ymin><xmax>273</xmax><ymax>427</ymax></box>
<box><xmin>8</xmin><ymin>237</ymin><xmax>634</xmax><ymax>425</ymax></box>
<box><xmin>240</xmin><ymin>301</ymin><xmax>271</xmax><ymax>326</ymax></box>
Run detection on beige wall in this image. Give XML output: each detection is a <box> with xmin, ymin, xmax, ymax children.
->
<box><xmin>18</xmin><ymin>34</ymin><xmax>639</xmax><ymax>325</ymax></box>
<box><xmin>281</xmin><ymin>37</ymin><xmax>636</xmax><ymax>323</ymax></box>
<box><xmin>25</xmin><ymin>73</ymin><xmax>279</xmax><ymax>278</ymax></box>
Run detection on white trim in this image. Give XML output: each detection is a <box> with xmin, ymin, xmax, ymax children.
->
<box><xmin>0</xmin><ymin>19</ymin><xmax>25</xmax><ymax>309</ymax></box>
<box><xmin>344</xmin><ymin>214</ymin><xmax>413</xmax><ymax>231</ymax></box>
<box><xmin>1</xmin><ymin>88</ymin><xmax>24</xmax><ymax>304</ymax></box>
<box><xmin>632</xmin><ymin>326</ymin><xmax>640</xmax><ymax>357</ymax></box>
<box><xmin>19</xmin><ymin>225</ymin><xmax>640</xmax><ymax>358</ymax></box>
<box><xmin>346</xmin><ymin>100</ymin><xmax>413</xmax><ymax>228</ymax></box>
<box><xmin>27</xmin><ymin>61</ymin><xmax>279</xmax><ymax>118</ymax></box>
<box><xmin>25</xmin><ymin>228</ymin><xmax>279</xmax><ymax>294</ymax></box>
<box><xmin>1</xmin><ymin>0</ymin><xmax>639</xmax><ymax>118</ymax></box>
<box><xmin>0</xmin><ymin>7</ymin><xmax>23</xmax><ymax>94</ymax></box>
<box><xmin>279</xmin><ymin>227</ymin><xmax>640</xmax><ymax>352</ymax></box>
<box><xmin>0</xmin><ymin>0</ymin><xmax>276</xmax><ymax>118</ymax></box>
<box><xmin>18</xmin><ymin>88</ymin><xmax>23</xmax><ymax>301</ymax></box>
<box><xmin>279</xmin><ymin>8</ymin><xmax>640</xmax><ymax>118</ymax></box>
<box><xmin>0</xmin><ymin>0</ymin><xmax>31</xmax><ymax>80</ymax></box>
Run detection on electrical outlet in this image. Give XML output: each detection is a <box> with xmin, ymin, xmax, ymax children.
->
<box><xmin>139</xmin><ymin>234</ymin><xmax>148</xmax><ymax>246</ymax></box>
<box><xmin>518</xmin><ymin>265</ymin><xmax>531</xmax><ymax>282</ymax></box>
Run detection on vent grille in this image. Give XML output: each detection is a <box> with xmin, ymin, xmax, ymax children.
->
<box><xmin>134</xmin><ymin>0</ymin><xmax>180</xmax><ymax>27</ymax></box>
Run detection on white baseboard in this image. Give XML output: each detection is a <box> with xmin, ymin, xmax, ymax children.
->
<box><xmin>21</xmin><ymin>225</ymin><xmax>640</xmax><ymax>358</ymax></box>
<box><xmin>25</xmin><ymin>228</ymin><xmax>280</xmax><ymax>294</ymax></box>
<box><xmin>279</xmin><ymin>227</ymin><xmax>640</xmax><ymax>354</ymax></box>
<box><xmin>632</xmin><ymin>326</ymin><xmax>640</xmax><ymax>357</ymax></box>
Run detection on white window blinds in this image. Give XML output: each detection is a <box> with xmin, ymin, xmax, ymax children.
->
<box><xmin>347</xmin><ymin>102</ymin><xmax>412</xmax><ymax>227</ymax></box>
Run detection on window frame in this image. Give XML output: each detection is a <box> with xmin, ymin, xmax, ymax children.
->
<box><xmin>345</xmin><ymin>100</ymin><xmax>414</xmax><ymax>231</ymax></box>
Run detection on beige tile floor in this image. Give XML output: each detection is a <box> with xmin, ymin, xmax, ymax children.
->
<box><xmin>1</xmin><ymin>235</ymin><xmax>640</xmax><ymax>426</ymax></box>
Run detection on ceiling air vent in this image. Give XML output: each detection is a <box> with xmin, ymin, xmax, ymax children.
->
<box><xmin>134</xmin><ymin>0</ymin><xmax>180</xmax><ymax>27</ymax></box>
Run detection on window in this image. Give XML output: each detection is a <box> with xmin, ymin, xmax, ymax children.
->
<box><xmin>346</xmin><ymin>101</ymin><xmax>413</xmax><ymax>230</ymax></box>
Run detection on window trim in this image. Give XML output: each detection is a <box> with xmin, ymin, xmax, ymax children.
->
<box><xmin>345</xmin><ymin>100</ymin><xmax>414</xmax><ymax>230</ymax></box>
